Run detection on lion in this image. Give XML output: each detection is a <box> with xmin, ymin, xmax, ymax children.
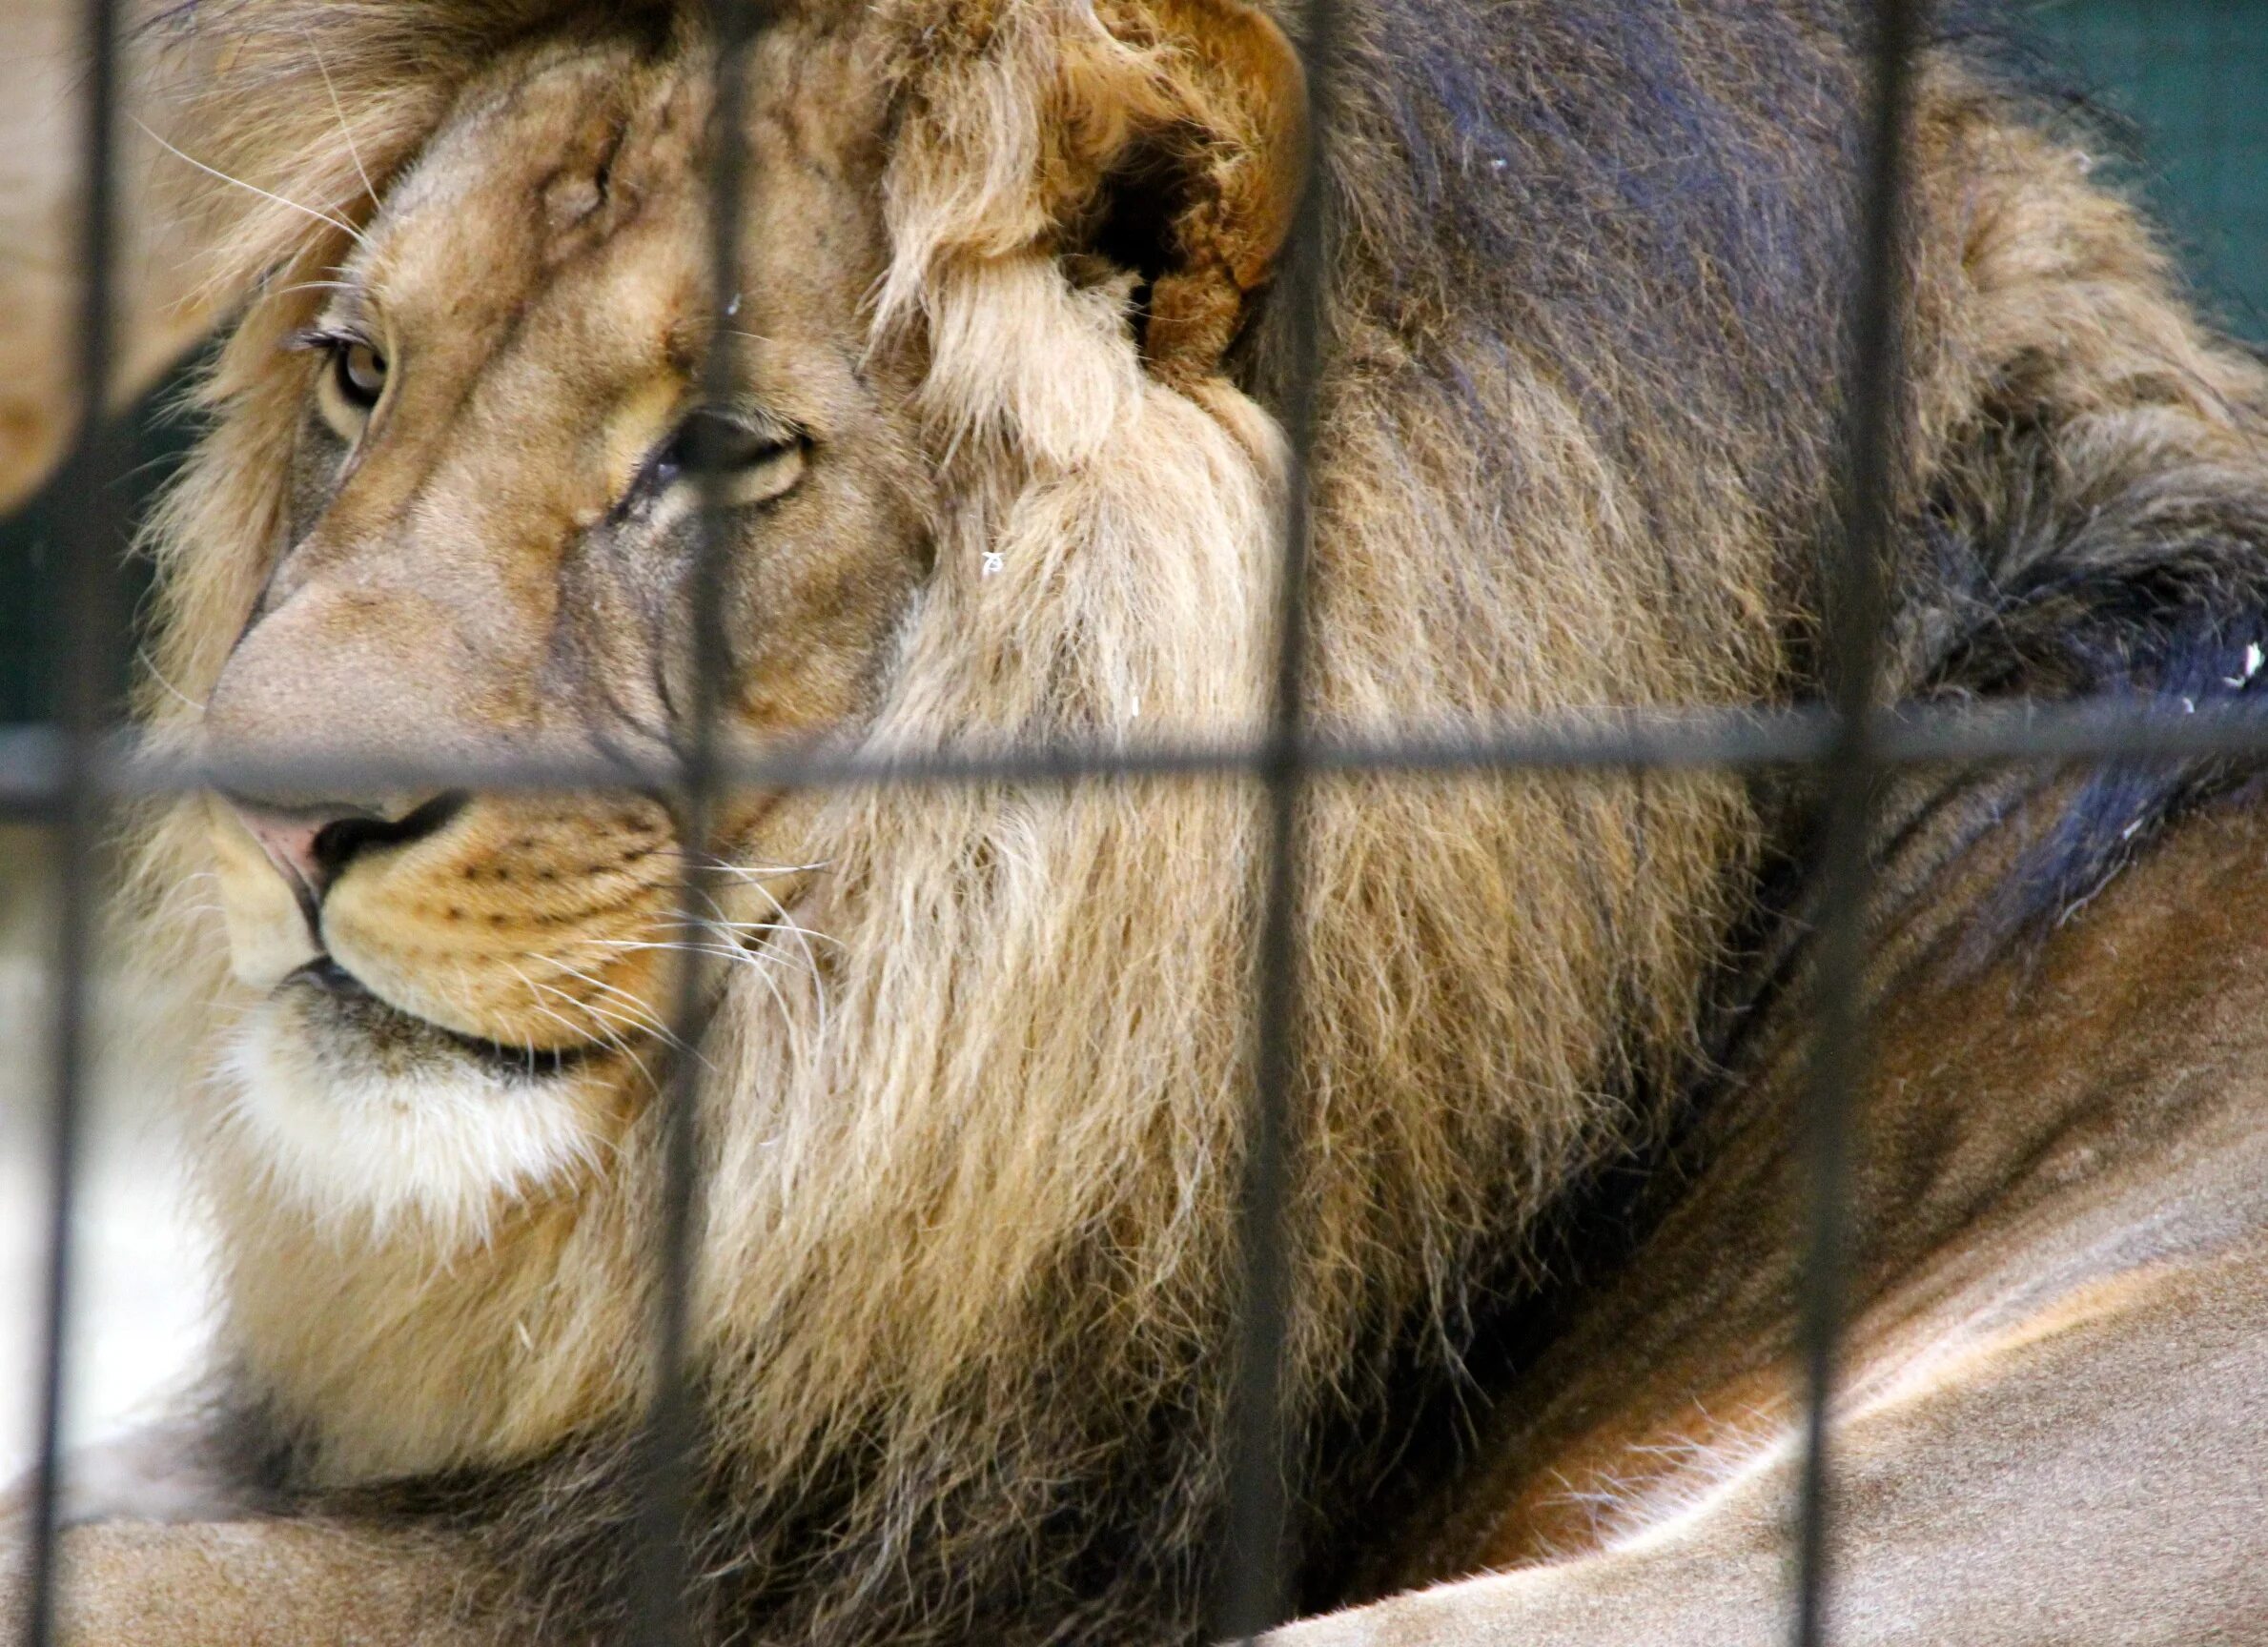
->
<box><xmin>9</xmin><ymin>0</ymin><xmax>2268</xmax><ymax>1642</ymax></box>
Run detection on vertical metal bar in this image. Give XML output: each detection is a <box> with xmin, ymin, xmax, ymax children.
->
<box><xmin>1212</xmin><ymin>0</ymin><xmax>1340</xmax><ymax>1637</ymax></box>
<box><xmin>628</xmin><ymin>3</ymin><xmax>755</xmax><ymax>1640</ymax></box>
<box><xmin>23</xmin><ymin>0</ymin><xmax>121</xmax><ymax>1641</ymax></box>
<box><xmin>1788</xmin><ymin>3</ymin><xmax>1924</xmax><ymax>1646</ymax></box>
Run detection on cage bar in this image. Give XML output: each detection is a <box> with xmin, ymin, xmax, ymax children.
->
<box><xmin>624</xmin><ymin>2</ymin><xmax>763</xmax><ymax>1641</ymax></box>
<box><xmin>22</xmin><ymin>0</ymin><xmax>122</xmax><ymax>1641</ymax></box>
<box><xmin>19</xmin><ymin>690</ymin><xmax>2268</xmax><ymax>823</ymax></box>
<box><xmin>1788</xmin><ymin>2</ymin><xmax>1926</xmax><ymax>1643</ymax></box>
<box><xmin>1211</xmin><ymin>0</ymin><xmax>1345</xmax><ymax>1627</ymax></box>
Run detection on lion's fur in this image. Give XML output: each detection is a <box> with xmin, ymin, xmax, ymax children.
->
<box><xmin>82</xmin><ymin>0</ymin><xmax>2268</xmax><ymax>1643</ymax></box>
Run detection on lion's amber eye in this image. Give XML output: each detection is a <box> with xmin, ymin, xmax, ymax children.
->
<box><xmin>335</xmin><ymin>341</ymin><xmax>389</xmax><ymax>411</ymax></box>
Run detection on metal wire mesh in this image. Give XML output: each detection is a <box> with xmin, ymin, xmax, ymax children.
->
<box><xmin>8</xmin><ymin>0</ymin><xmax>2254</xmax><ymax>1643</ymax></box>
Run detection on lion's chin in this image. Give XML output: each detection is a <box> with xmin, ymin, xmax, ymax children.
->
<box><xmin>220</xmin><ymin>966</ymin><xmax>617</xmax><ymax>1236</ymax></box>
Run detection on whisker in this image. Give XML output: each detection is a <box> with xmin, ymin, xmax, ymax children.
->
<box><xmin>667</xmin><ymin>924</ymin><xmax>803</xmax><ymax>1027</ymax></box>
<box><xmin>513</xmin><ymin>962</ymin><xmax>641</xmax><ymax>1043</ymax></box>
<box><xmin>685</xmin><ymin>907</ymin><xmax>839</xmax><ymax>945</ymax></box>
<box><xmin>536</xmin><ymin>964</ymin><xmax>667</xmax><ymax>1088</ymax></box>
<box><xmin>302</xmin><ymin>30</ymin><xmax>379</xmax><ymax>210</ymax></box>
<box><xmin>730</xmin><ymin>877</ymin><xmax>836</xmax><ymax>986</ymax></box>
<box><xmin>537</xmin><ymin>953</ymin><xmax>684</xmax><ymax>1046</ymax></box>
<box><xmin>136</xmin><ymin>644</ymin><xmax>205</xmax><ymax>712</ymax></box>
<box><xmin>699</xmin><ymin>855</ymin><xmax>833</xmax><ymax>882</ymax></box>
<box><xmin>707</xmin><ymin>887</ymin><xmax>828</xmax><ymax>995</ymax></box>
<box><xmin>518</xmin><ymin>988</ymin><xmax>612</xmax><ymax>1058</ymax></box>
<box><xmin>506</xmin><ymin>964</ymin><xmax>664</xmax><ymax>1075</ymax></box>
<box><xmin>519</xmin><ymin>960</ymin><xmax>715</xmax><ymax>1074</ymax></box>
<box><xmin>579</xmin><ymin>939</ymin><xmax>775</xmax><ymax>965</ymax></box>
<box><xmin>580</xmin><ymin>935</ymin><xmax>807</xmax><ymax>986</ymax></box>
<box><xmin>133</xmin><ymin>116</ymin><xmax>368</xmax><ymax>246</ymax></box>
<box><xmin>683</xmin><ymin>868</ymin><xmax>840</xmax><ymax>949</ymax></box>
<box><xmin>684</xmin><ymin>892</ymin><xmax>830</xmax><ymax>984</ymax></box>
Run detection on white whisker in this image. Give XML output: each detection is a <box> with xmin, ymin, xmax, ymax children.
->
<box><xmin>578</xmin><ymin>936</ymin><xmax>808</xmax><ymax>1027</ymax></box>
<box><xmin>303</xmin><ymin>30</ymin><xmax>379</xmax><ymax>210</ymax></box>
<box><xmin>684</xmin><ymin>889</ymin><xmax>828</xmax><ymax>984</ymax></box>
<box><xmin>518</xmin><ymin>959</ymin><xmax>715</xmax><ymax>1074</ymax></box>
<box><xmin>536</xmin><ymin>955</ymin><xmax>687</xmax><ymax>1050</ymax></box>
<box><xmin>504</xmin><ymin>964</ymin><xmax>635</xmax><ymax>1064</ymax></box>
<box><xmin>133</xmin><ymin>116</ymin><xmax>368</xmax><ymax>246</ymax></box>
<box><xmin>136</xmin><ymin>644</ymin><xmax>205</xmax><ymax>712</ymax></box>
<box><xmin>535</xmin><ymin>963</ymin><xmax>666</xmax><ymax>1088</ymax></box>
<box><xmin>269</xmin><ymin>279</ymin><xmax>361</xmax><ymax>301</ymax></box>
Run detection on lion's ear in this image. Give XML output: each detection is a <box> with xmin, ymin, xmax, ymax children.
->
<box><xmin>1073</xmin><ymin>0</ymin><xmax>1307</xmax><ymax>382</ymax></box>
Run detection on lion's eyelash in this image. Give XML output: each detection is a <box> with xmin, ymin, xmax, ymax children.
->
<box><xmin>281</xmin><ymin>324</ymin><xmax>373</xmax><ymax>356</ymax></box>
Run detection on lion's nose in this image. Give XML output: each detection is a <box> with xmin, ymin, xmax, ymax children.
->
<box><xmin>224</xmin><ymin>792</ymin><xmax>467</xmax><ymax>908</ymax></box>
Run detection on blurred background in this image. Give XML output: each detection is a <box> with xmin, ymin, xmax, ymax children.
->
<box><xmin>0</xmin><ymin>0</ymin><xmax>2263</xmax><ymax>1482</ymax></box>
<box><xmin>0</xmin><ymin>840</ymin><xmax>207</xmax><ymax>1483</ymax></box>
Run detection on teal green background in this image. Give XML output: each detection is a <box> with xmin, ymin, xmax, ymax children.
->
<box><xmin>2031</xmin><ymin>0</ymin><xmax>2268</xmax><ymax>340</ymax></box>
<box><xmin>3</xmin><ymin>1</ymin><xmax>2264</xmax><ymax>721</ymax></box>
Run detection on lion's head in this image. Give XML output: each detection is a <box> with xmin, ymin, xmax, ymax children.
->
<box><xmin>128</xmin><ymin>0</ymin><xmax>1871</xmax><ymax>1636</ymax></box>
<box><xmin>192</xmin><ymin>21</ymin><xmax>943</xmax><ymax>1238</ymax></box>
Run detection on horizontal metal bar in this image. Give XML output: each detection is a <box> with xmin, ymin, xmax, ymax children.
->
<box><xmin>4</xmin><ymin>696</ymin><xmax>2267</xmax><ymax>813</ymax></box>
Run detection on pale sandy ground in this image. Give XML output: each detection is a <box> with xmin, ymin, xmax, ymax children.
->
<box><xmin>0</xmin><ymin>828</ymin><xmax>211</xmax><ymax>1489</ymax></box>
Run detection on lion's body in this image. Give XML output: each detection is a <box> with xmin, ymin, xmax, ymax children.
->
<box><xmin>1288</xmin><ymin>794</ymin><xmax>2268</xmax><ymax>1644</ymax></box>
<box><xmin>9</xmin><ymin>0</ymin><xmax>2268</xmax><ymax>1642</ymax></box>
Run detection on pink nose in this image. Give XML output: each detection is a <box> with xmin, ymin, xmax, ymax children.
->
<box><xmin>230</xmin><ymin>805</ymin><xmax>339</xmax><ymax>907</ymax></box>
<box><xmin>222</xmin><ymin>792</ymin><xmax>467</xmax><ymax>913</ymax></box>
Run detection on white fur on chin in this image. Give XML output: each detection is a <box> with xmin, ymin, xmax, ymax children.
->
<box><xmin>220</xmin><ymin>996</ymin><xmax>603</xmax><ymax>1239</ymax></box>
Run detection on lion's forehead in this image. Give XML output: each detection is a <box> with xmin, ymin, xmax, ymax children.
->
<box><xmin>365</xmin><ymin>52</ymin><xmax>699</xmax><ymax>362</ymax></box>
<box><xmin>368</xmin><ymin>30</ymin><xmax>885</xmax><ymax>318</ymax></box>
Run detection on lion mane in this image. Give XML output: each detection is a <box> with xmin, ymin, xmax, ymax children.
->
<box><xmin>110</xmin><ymin>0</ymin><xmax>2268</xmax><ymax>1643</ymax></box>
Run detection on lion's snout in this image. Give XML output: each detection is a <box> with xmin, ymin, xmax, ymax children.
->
<box><xmin>207</xmin><ymin>789</ymin><xmax>467</xmax><ymax>996</ymax></box>
<box><xmin>206</xmin><ymin>771</ymin><xmax>685</xmax><ymax>1058</ymax></box>
<box><xmin>200</xmin><ymin>559</ymin><xmax>701</xmax><ymax>1057</ymax></box>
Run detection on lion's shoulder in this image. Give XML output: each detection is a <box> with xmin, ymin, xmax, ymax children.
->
<box><xmin>1379</xmin><ymin>788</ymin><xmax>2268</xmax><ymax>1588</ymax></box>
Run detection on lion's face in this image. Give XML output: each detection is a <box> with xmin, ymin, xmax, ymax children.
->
<box><xmin>201</xmin><ymin>31</ymin><xmax>930</xmax><ymax>1226</ymax></box>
